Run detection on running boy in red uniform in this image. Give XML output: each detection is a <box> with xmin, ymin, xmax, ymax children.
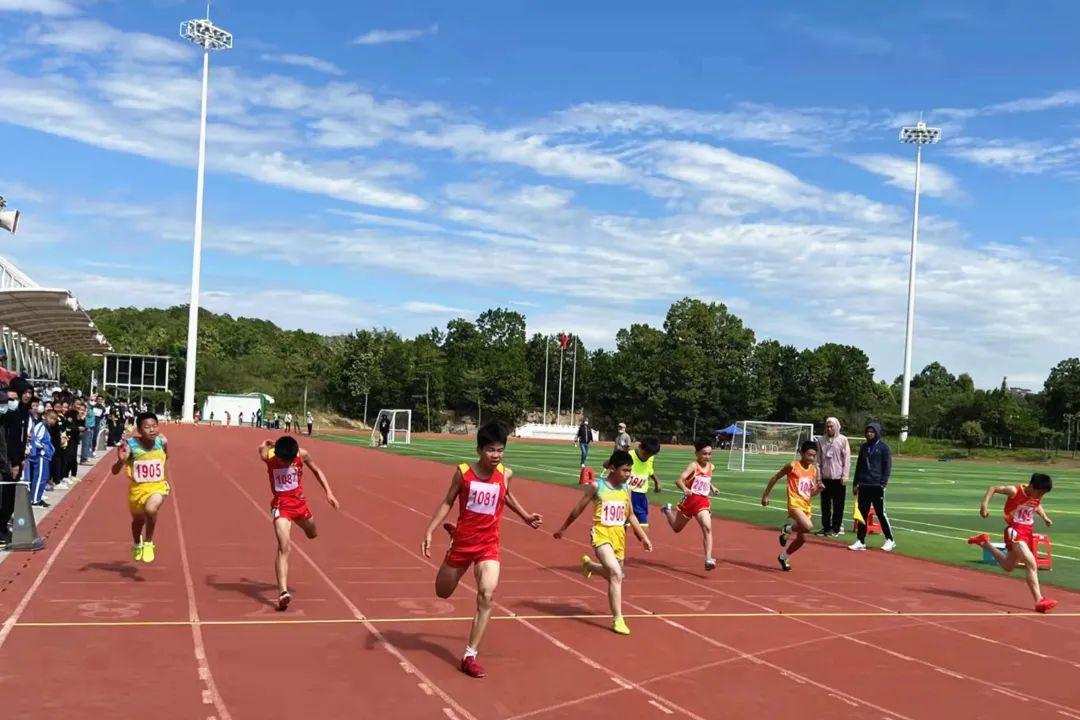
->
<box><xmin>967</xmin><ymin>473</ymin><xmax>1056</xmax><ymax>613</ymax></box>
<box><xmin>661</xmin><ymin>438</ymin><xmax>718</xmax><ymax>571</ymax></box>
<box><xmin>259</xmin><ymin>436</ymin><xmax>339</xmax><ymax>611</ymax></box>
<box><xmin>421</xmin><ymin>422</ymin><xmax>543</xmax><ymax>679</ymax></box>
<box><xmin>761</xmin><ymin>441</ymin><xmax>821</xmax><ymax>572</ymax></box>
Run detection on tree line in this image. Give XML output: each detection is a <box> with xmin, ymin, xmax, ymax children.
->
<box><xmin>61</xmin><ymin>300</ymin><xmax>1078</xmax><ymax>448</ymax></box>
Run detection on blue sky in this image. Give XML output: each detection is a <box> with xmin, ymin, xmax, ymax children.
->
<box><xmin>1</xmin><ymin>0</ymin><xmax>1078</xmax><ymax>389</ymax></box>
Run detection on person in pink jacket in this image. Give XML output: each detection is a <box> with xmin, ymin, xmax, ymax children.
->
<box><xmin>816</xmin><ymin>417</ymin><xmax>850</xmax><ymax>536</ymax></box>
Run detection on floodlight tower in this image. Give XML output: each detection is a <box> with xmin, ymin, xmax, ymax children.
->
<box><xmin>898</xmin><ymin>120</ymin><xmax>941</xmax><ymax>442</ymax></box>
<box><xmin>179</xmin><ymin>13</ymin><xmax>232</xmax><ymax>423</ymax></box>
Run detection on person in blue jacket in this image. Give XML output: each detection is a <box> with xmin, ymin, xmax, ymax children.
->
<box><xmin>25</xmin><ymin>408</ymin><xmax>57</xmax><ymax>508</ymax></box>
<box><xmin>848</xmin><ymin>421</ymin><xmax>896</xmax><ymax>552</ymax></box>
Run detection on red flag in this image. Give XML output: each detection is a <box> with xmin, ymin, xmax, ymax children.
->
<box><xmin>559</xmin><ymin>333</ymin><xmax>569</xmax><ymax>351</ymax></box>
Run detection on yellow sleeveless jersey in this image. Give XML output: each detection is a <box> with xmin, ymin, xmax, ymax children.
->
<box><xmin>127</xmin><ymin>436</ymin><xmax>167</xmax><ymax>484</ymax></box>
<box><xmin>592</xmin><ymin>478</ymin><xmax>631</xmax><ymax>527</ymax></box>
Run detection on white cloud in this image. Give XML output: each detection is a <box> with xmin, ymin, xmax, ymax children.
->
<box><xmin>0</xmin><ymin>0</ymin><xmax>77</xmax><ymax>15</ymax></box>
<box><xmin>260</xmin><ymin>53</ymin><xmax>344</xmax><ymax>77</ymax></box>
<box><xmin>984</xmin><ymin>90</ymin><xmax>1080</xmax><ymax>114</ymax></box>
<box><xmin>846</xmin><ymin>154</ymin><xmax>962</xmax><ymax>200</ymax></box>
<box><xmin>354</xmin><ymin>23</ymin><xmax>438</xmax><ymax>46</ymax></box>
<box><xmin>778</xmin><ymin>15</ymin><xmax>893</xmax><ymax>55</ymax></box>
<box><xmin>947</xmin><ymin>138</ymin><xmax>1080</xmax><ymax>175</ymax></box>
<box><xmin>402</xmin><ymin>301</ymin><xmax>470</xmax><ymax>315</ymax></box>
<box><xmin>30</xmin><ymin>19</ymin><xmax>189</xmax><ymax>62</ymax></box>
<box><xmin>407</xmin><ymin>125</ymin><xmax>634</xmax><ymax>184</ymax></box>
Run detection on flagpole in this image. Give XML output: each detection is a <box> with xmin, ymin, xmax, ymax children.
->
<box><xmin>569</xmin><ymin>335</ymin><xmax>578</xmax><ymax>425</ymax></box>
<box><xmin>556</xmin><ymin>334</ymin><xmax>565</xmax><ymax>424</ymax></box>
<box><xmin>542</xmin><ymin>335</ymin><xmax>550</xmax><ymax>424</ymax></box>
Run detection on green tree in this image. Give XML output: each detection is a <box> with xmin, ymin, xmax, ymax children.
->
<box><xmin>959</xmin><ymin>420</ymin><xmax>985</xmax><ymax>455</ymax></box>
<box><xmin>1044</xmin><ymin>358</ymin><xmax>1080</xmax><ymax>428</ymax></box>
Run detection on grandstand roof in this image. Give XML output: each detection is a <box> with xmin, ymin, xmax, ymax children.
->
<box><xmin>0</xmin><ymin>288</ymin><xmax>111</xmax><ymax>352</ymax></box>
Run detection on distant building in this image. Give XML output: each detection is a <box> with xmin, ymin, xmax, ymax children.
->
<box><xmin>1009</xmin><ymin>387</ymin><xmax>1033</xmax><ymax>398</ymax></box>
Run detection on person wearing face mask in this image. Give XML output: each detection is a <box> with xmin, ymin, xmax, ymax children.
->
<box><xmin>48</xmin><ymin>401</ymin><xmax>68</xmax><ymax>490</ymax></box>
<box><xmin>816</xmin><ymin>417</ymin><xmax>851</xmax><ymax>537</ymax></box>
<box><xmin>0</xmin><ymin>382</ymin><xmax>30</xmax><ymax>544</ymax></box>
<box><xmin>62</xmin><ymin>399</ymin><xmax>82</xmax><ymax>481</ymax></box>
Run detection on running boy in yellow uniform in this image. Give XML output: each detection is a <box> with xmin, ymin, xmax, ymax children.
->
<box><xmin>111</xmin><ymin>412</ymin><xmax>169</xmax><ymax>563</ymax></box>
<box><xmin>761</xmin><ymin>441</ymin><xmax>821</xmax><ymax>572</ymax></box>
<box><xmin>554</xmin><ymin>450</ymin><xmax>652</xmax><ymax>635</ymax></box>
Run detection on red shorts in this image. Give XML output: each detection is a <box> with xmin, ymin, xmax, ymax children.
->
<box><xmin>272</xmin><ymin>494</ymin><xmax>313</xmax><ymax>523</ymax></box>
<box><xmin>445</xmin><ymin>542</ymin><xmax>500</xmax><ymax>569</ymax></box>
<box><xmin>1004</xmin><ymin>524</ymin><xmax>1033</xmax><ymax>551</ymax></box>
<box><xmin>677</xmin><ymin>494</ymin><xmax>711</xmax><ymax>518</ymax></box>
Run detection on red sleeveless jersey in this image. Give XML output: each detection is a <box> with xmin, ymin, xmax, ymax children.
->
<box><xmin>265</xmin><ymin>451</ymin><xmax>304</xmax><ymax>499</ymax></box>
<box><xmin>453</xmin><ymin>462</ymin><xmax>507</xmax><ymax>548</ymax></box>
<box><xmin>1003</xmin><ymin>484</ymin><xmax>1040</xmax><ymax>527</ymax></box>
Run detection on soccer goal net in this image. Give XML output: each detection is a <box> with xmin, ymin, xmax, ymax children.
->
<box><xmin>370</xmin><ymin>409</ymin><xmax>412</xmax><ymax>446</ymax></box>
<box><xmin>725</xmin><ymin>421</ymin><xmax>815</xmax><ymax>472</ymax></box>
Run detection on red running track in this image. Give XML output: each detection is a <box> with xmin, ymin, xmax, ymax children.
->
<box><xmin>0</xmin><ymin>425</ymin><xmax>1078</xmax><ymax>720</ymax></box>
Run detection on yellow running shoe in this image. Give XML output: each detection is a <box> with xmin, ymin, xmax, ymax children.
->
<box><xmin>581</xmin><ymin>555</ymin><xmax>592</xmax><ymax>580</ymax></box>
<box><xmin>141</xmin><ymin>541</ymin><xmax>155</xmax><ymax>563</ymax></box>
<box><xmin>131</xmin><ymin>543</ymin><xmax>143</xmax><ymax>561</ymax></box>
<box><xmin>611</xmin><ymin>617</ymin><xmax>630</xmax><ymax>635</ymax></box>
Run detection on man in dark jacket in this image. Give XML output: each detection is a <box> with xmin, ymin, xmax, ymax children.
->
<box><xmin>574</xmin><ymin>419</ymin><xmax>592</xmax><ymax>467</ymax></box>
<box><xmin>848</xmin><ymin>422</ymin><xmax>896</xmax><ymax>552</ymax></box>
<box><xmin>378</xmin><ymin>415</ymin><xmax>391</xmax><ymax>447</ymax></box>
<box><xmin>0</xmin><ymin>381</ymin><xmax>29</xmax><ymax>545</ymax></box>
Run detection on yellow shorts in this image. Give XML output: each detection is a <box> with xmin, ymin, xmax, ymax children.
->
<box><xmin>128</xmin><ymin>481</ymin><xmax>170</xmax><ymax>515</ymax></box>
<box><xmin>787</xmin><ymin>495</ymin><xmax>812</xmax><ymax>518</ymax></box>
<box><xmin>591</xmin><ymin>525</ymin><xmax>627</xmax><ymax>561</ymax></box>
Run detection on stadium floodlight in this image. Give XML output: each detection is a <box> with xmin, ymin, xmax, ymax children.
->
<box><xmin>897</xmin><ymin>120</ymin><xmax>941</xmax><ymax>443</ymax></box>
<box><xmin>179</xmin><ymin>13</ymin><xmax>232</xmax><ymax>423</ymax></box>
<box><xmin>0</xmin><ymin>196</ymin><xmax>20</xmax><ymax>235</ymax></box>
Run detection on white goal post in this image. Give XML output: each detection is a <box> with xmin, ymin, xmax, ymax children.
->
<box><xmin>725</xmin><ymin>421</ymin><xmax>814</xmax><ymax>472</ymax></box>
<box><xmin>371</xmin><ymin>409</ymin><xmax>412</xmax><ymax>446</ymax></box>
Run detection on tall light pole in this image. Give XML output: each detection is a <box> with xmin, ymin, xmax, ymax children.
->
<box><xmin>179</xmin><ymin>14</ymin><xmax>232</xmax><ymax>422</ymax></box>
<box><xmin>898</xmin><ymin>120</ymin><xmax>941</xmax><ymax>442</ymax></box>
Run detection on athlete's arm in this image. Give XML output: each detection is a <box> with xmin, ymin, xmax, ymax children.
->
<box><xmin>111</xmin><ymin>441</ymin><xmax>129</xmax><ymax>475</ymax></box>
<box><xmin>979</xmin><ymin>485</ymin><xmax>1016</xmax><ymax>518</ymax></box>
<box><xmin>650</xmin><ymin>472</ymin><xmax>662</xmax><ymax>494</ymax></box>
<box><xmin>258</xmin><ymin>440</ymin><xmax>273</xmax><ymax>461</ymax></box>
<box><xmin>300</xmin><ymin>449</ymin><xmax>339</xmax><ymax>509</ymax></box>
<box><xmin>1037</xmin><ymin>504</ymin><xmax>1053</xmax><ymax>527</ymax></box>
<box><xmin>675</xmin><ymin>463</ymin><xmax>694</xmax><ymax>495</ymax></box>
<box><xmin>422</xmin><ymin>470</ymin><xmax>462</xmax><ymax>558</ymax></box>
<box><xmin>761</xmin><ymin>464</ymin><xmax>790</xmax><ymax>506</ymax></box>
<box><xmin>553</xmin><ymin>484</ymin><xmax>596</xmax><ymax>539</ymax></box>
<box><xmin>504</xmin><ymin>471</ymin><xmax>542</xmax><ymax>528</ymax></box>
<box><xmin>161</xmin><ymin>437</ymin><xmax>170</xmax><ymax>484</ymax></box>
<box><xmin>628</xmin><ymin>514</ymin><xmax>652</xmax><ymax>551</ymax></box>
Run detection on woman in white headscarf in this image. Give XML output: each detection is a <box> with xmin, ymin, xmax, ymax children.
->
<box><xmin>817</xmin><ymin>417</ymin><xmax>850</xmax><ymax>536</ymax></box>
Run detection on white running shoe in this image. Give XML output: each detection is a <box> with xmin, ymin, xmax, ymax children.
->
<box><xmin>848</xmin><ymin>541</ymin><xmax>867</xmax><ymax>551</ymax></box>
<box><xmin>882</xmin><ymin>539</ymin><xmax>896</xmax><ymax>553</ymax></box>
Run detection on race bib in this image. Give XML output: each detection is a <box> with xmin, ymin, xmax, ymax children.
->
<box><xmin>628</xmin><ymin>474</ymin><xmax>648</xmax><ymax>492</ymax></box>
<box><xmin>273</xmin><ymin>466</ymin><xmax>300</xmax><ymax>493</ymax></box>
<box><xmin>797</xmin><ymin>477</ymin><xmax>816</xmax><ymax>498</ymax></box>
<box><xmin>600</xmin><ymin>499</ymin><xmax>627</xmax><ymax>527</ymax></box>
<box><xmin>1011</xmin><ymin>505</ymin><xmax>1035</xmax><ymax>525</ymax></box>
<box><xmin>466</xmin><ymin>480</ymin><xmax>500</xmax><ymax>516</ymax></box>
<box><xmin>690</xmin><ymin>476</ymin><xmax>712</xmax><ymax>496</ymax></box>
<box><xmin>132</xmin><ymin>459</ymin><xmax>164</xmax><ymax>483</ymax></box>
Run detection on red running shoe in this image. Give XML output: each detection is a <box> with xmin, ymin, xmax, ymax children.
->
<box><xmin>442</xmin><ymin>521</ymin><xmax>456</xmax><ymax>537</ymax></box>
<box><xmin>460</xmin><ymin>656</ymin><xmax>485</xmax><ymax>678</ymax></box>
<box><xmin>967</xmin><ymin>533</ymin><xmax>990</xmax><ymax>546</ymax></box>
<box><xmin>1035</xmin><ymin>598</ymin><xmax>1058</xmax><ymax>614</ymax></box>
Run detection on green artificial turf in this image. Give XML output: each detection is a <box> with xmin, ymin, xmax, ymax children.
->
<box><xmin>318</xmin><ymin>433</ymin><xmax>1080</xmax><ymax>590</ymax></box>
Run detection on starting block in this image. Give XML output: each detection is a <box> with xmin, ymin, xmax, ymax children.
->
<box><xmin>579</xmin><ymin>466</ymin><xmax>595</xmax><ymax>485</ymax></box>
<box><xmin>851</xmin><ymin>507</ymin><xmax>882</xmax><ymax>534</ymax></box>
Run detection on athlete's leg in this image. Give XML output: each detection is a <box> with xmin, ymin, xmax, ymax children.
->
<box><xmin>142</xmin><ymin>494</ymin><xmax>165</xmax><ymax>542</ymax></box>
<box><xmin>696</xmin><ymin>510</ymin><xmax>714</xmax><ymax>560</ymax></box>
<box><xmin>274</xmin><ymin>517</ymin><xmax>293</xmax><ymax>595</ymax></box>
<box><xmin>296</xmin><ymin>515</ymin><xmax>318</xmax><ymax>540</ymax></box>
<box><xmin>1013</xmin><ymin>542</ymin><xmax>1044</xmax><ymax>603</ymax></box>
<box><xmin>661</xmin><ymin>504</ymin><xmax>690</xmax><ymax>533</ymax></box>
<box><xmin>785</xmin><ymin>509</ymin><xmax>813</xmax><ymax>556</ymax></box>
<box><xmin>594</xmin><ymin>544</ymin><xmax>624</xmax><ymax>619</ymax></box>
<box><xmin>130</xmin><ymin>514</ymin><xmax>145</xmax><ymax>544</ymax></box>
<box><xmin>466</xmin><ymin>560</ymin><xmax>501</xmax><ymax>651</ymax></box>
<box><xmin>435</xmin><ymin>561</ymin><xmax>471</xmax><ymax>599</ymax></box>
